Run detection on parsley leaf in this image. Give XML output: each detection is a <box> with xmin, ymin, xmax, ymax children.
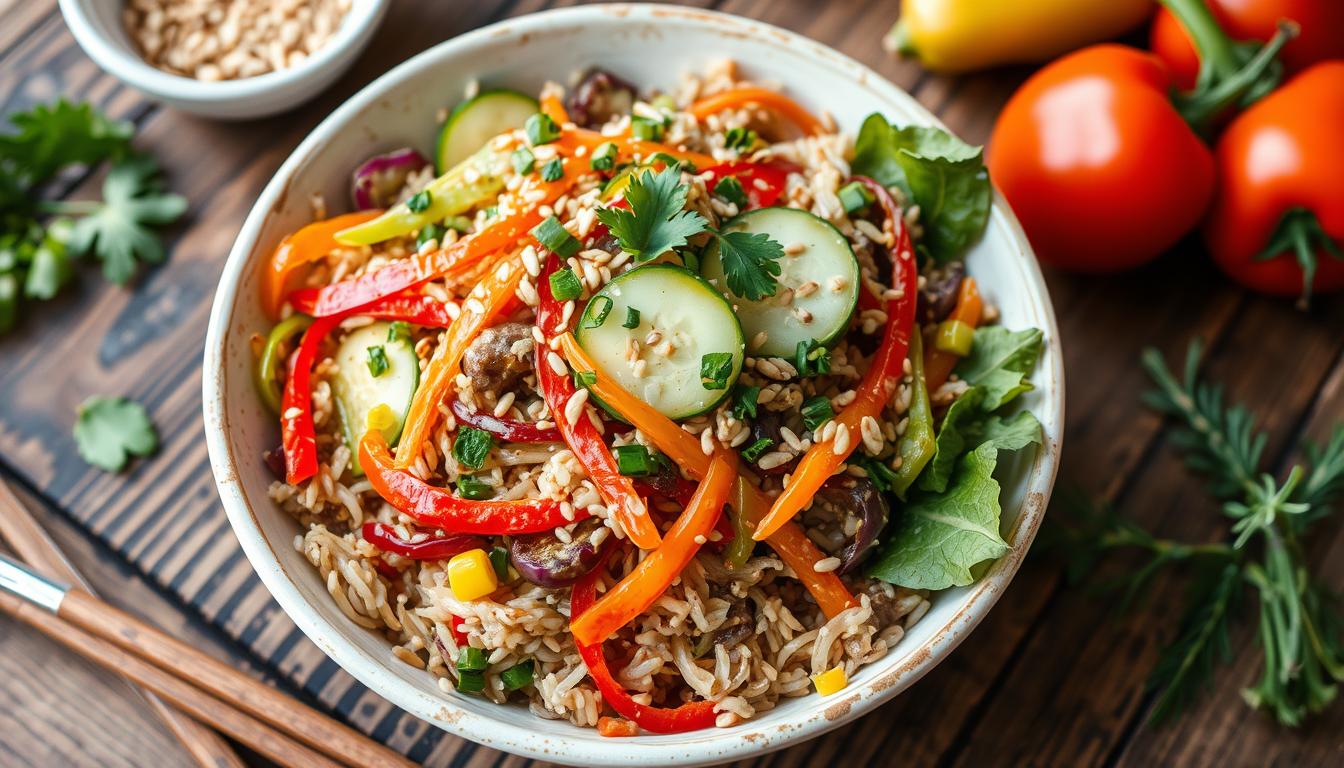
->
<box><xmin>0</xmin><ymin>100</ymin><xmax>133</xmax><ymax>194</ymax></box>
<box><xmin>715</xmin><ymin>229</ymin><xmax>784</xmax><ymax>300</ymax></box>
<box><xmin>64</xmin><ymin>157</ymin><xmax>188</xmax><ymax>284</ymax></box>
<box><xmin>73</xmin><ymin>396</ymin><xmax>158</xmax><ymax>472</ymax></box>
<box><xmin>595</xmin><ymin>167</ymin><xmax>708</xmax><ymax>262</ymax></box>
<box><xmin>453</xmin><ymin>426</ymin><xmax>494</xmax><ymax>470</ymax></box>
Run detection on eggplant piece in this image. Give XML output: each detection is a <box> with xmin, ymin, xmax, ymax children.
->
<box><xmin>569</xmin><ymin>69</ymin><xmax>638</xmax><ymax>129</ymax></box>
<box><xmin>919</xmin><ymin>261</ymin><xmax>966</xmax><ymax>324</ymax></box>
<box><xmin>822</xmin><ymin>478</ymin><xmax>890</xmax><ymax>574</ymax></box>
<box><xmin>692</xmin><ymin>600</ymin><xmax>754</xmax><ymax>657</ymax></box>
<box><xmin>351</xmin><ymin>148</ymin><xmax>431</xmax><ymax>210</ymax></box>
<box><xmin>510</xmin><ymin>518</ymin><xmax>611</xmax><ymax>588</ymax></box>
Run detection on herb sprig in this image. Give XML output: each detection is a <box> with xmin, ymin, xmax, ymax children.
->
<box><xmin>1</xmin><ymin>100</ymin><xmax>186</xmax><ymax>333</ymax></box>
<box><xmin>1046</xmin><ymin>341</ymin><xmax>1344</xmax><ymax>726</ymax></box>
<box><xmin>595</xmin><ymin>167</ymin><xmax>784</xmax><ymax>299</ymax></box>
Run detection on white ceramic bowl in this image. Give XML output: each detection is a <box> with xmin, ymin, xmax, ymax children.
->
<box><xmin>203</xmin><ymin>5</ymin><xmax>1065</xmax><ymax>765</ymax></box>
<box><xmin>58</xmin><ymin>0</ymin><xmax>388</xmax><ymax>119</ymax></box>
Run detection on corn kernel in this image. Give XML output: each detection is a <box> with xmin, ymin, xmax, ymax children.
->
<box><xmin>366</xmin><ymin>403</ymin><xmax>396</xmax><ymax>433</ymax></box>
<box><xmin>448</xmin><ymin>549</ymin><xmax>498</xmax><ymax>601</ymax></box>
<box><xmin>812</xmin><ymin>666</ymin><xmax>847</xmax><ymax>696</ymax></box>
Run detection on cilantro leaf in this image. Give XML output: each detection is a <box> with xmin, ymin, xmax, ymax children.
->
<box><xmin>66</xmin><ymin>157</ymin><xmax>187</xmax><ymax>284</ymax></box>
<box><xmin>953</xmin><ymin>326</ymin><xmax>1044</xmax><ymax>411</ymax></box>
<box><xmin>0</xmin><ymin>99</ymin><xmax>133</xmax><ymax>192</ymax></box>
<box><xmin>73</xmin><ymin>396</ymin><xmax>158</xmax><ymax>472</ymax></box>
<box><xmin>715</xmin><ymin>229</ymin><xmax>784</xmax><ymax>300</ymax></box>
<box><xmin>866</xmin><ymin>442</ymin><xmax>1009</xmax><ymax>590</ymax></box>
<box><xmin>595</xmin><ymin>167</ymin><xmax>707</xmax><ymax>262</ymax></box>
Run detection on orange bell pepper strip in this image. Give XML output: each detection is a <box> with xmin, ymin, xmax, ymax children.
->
<box><xmin>752</xmin><ymin>197</ymin><xmax>919</xmax><ymax>543</ymax></box>
<box><xmin>395</xmin><ymin>258</ymin><xmax>523</xmax><ymax>469</ymax></box>
<box><xmin>570</xmin><ymin>447</ymin><xmax>736</xmax><ymax>646</ymax></box>
<box><xmin>688</xmin><ymin>87</ymin><xmax>826</xmax><ymax>137</ymax></box>
<box><xmin>558</xmin><ymin>333</ymin><xmax>858</xmax><ymax>618</ymax></box>
<box><xmin>923</xmin><ymin>277</ymin><xmax>983</xmax><ymax>392</ymax></box>
<box><xmin>262</xmin><ymin>210</ymin><xmax>381</xmax><ymax>319</ymax></box>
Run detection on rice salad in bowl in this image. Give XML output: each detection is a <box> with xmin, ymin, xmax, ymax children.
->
<box><xmin>250</xmin><ymin>60</ymin><xmax>1045</xmax><ymax>737</ymax></box>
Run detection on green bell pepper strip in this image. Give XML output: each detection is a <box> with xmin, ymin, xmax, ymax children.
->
<box><xmin>335</xmin><ymin>144</ymin><xmax>513</xmax><ymax>246</ymax></box>
<box><xmin>891</xmin><ymin>330</ymin><xmax>935</xmax><ymax>498</ymax></box>
<box><xmin>255</xmin><ymin>313</ymin><xmax>313</xmax><ymax>414</ymax></box>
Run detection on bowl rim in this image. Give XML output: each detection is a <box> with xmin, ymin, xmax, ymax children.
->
<box><xmin>203</xmin><ymin>5</ymin><xmax>1065</xmax><ymax>765</ymax></box>
<box><xmin>57</xmin><ymin>0</ymin><xmax>388</xmax><ymax>103</ymax></box>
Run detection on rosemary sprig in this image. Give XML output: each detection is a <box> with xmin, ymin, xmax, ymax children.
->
<box><xmin>1048</xmin><ymin>341</ymin><xmax>1344</xmax><ymax>726</ymax></box>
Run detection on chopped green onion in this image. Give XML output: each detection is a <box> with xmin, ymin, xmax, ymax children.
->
<box><xmin>455</xmin><ymin>670</ymin><xmax>485</xmax><ymax>694</ymax></box>
<box><xmin>501</xmin><ymin>660</ymin><xmax>535</xmax><ymax>691</ymax></box>
<box><xmin>590</xmin><ymin>142</ymin><xmax>618</xmax><ymax>171</ymax></box>
<box><xmin>838</xmin><ymin>182</ymin><xmax>875</xmax><ymax>215</ymax></box>
<box><xmin>742</xmin><ymin>437</ymin><xmax>774</xmax><ymax>462</ymax></box>
<box><xmin>540</xmin><ymin>158</ymin><xmax>564</xmax><ymax>182</ymax></box>
<box><xmin>859</xmin><ymin>457</ymin><xmax>900</xmax><ymax>494</ymax></box>
<box><xmin>483</xmin><ymin>205</ymin><xmax>499</xmax><ymax>220</ymax></box>
<box><xmin>700</xmin><ymin>352</ymin><xmax>734</xmax><ymax>390</ymax></box>
<box><xmin>622</xmin><ymin>307</ymin><xmax>641</xmax><ymax>329</ymax></box>
<box><xmin>613</xmin><ymin>444</ymin><xmax>656</xmax><ymax>476</ymax></box>
<box><xmin>456</xmin><ymin>475</ymin><xmax>494</xmax><ymax>500</ymax></box>
<box><xmin>583</xmin><ymin>296</ymin><xmax>613</xmax><ymax>328</ymax></box>
<box><xmin>650</xmin><ymin>152</ymin><xmax>690</xmax><ymax>172</ymax></box>
<box><xmin>724</xmin><ymin>127</ymin><xmax>758</xmax><ymax>152</ymax></box>
<box><xmin>511</xmin><ymin>147</ymin><xmax>535</xmax><ymax>175</ymax></box>
<box><xmin>489</xmin><ymin>546</ymin><xmax>511</xmax><ymax>580</ymax></box>
<box><xmin>452</xmin><ymin>427</ymin><xmax>493</xmax><ymax>470</ymax></box>
<box><xmin>714</xmin><ymin>176</ymin><xmax>748</xmax><ymax>209</ymax></box>
<box><xmin>457</xmin><ymin>646</ymin><xmax>487</xmax><ymax>672</ymax></box>
<box><xmin>573</xmin><ymin>369</ymin><xmax>596</xmax><ymax>388</ymax></box>
<box><xmin>650</xmin><ymin>94</ymin><xmax>677</xmax><ymax>113</ymax></box>
<box><xmin>531</xmin><ymin>215</ymin><xmax>580</xmax><ymax>258</ymax></box>
<box><xmin>935</xmin><ymin>319</ymin><xmax>975</xmax><ymax>356</ymax></box>
<box><xmin>525</xmin><ymin>112</ymin><xmax>559</xmax><ymax>145</ymax></box>
<box><xmin>549</xmin><ymin>267</ymin><xmax>582</xmax><ymax>301</ymax></box>
<box><xmin>444</xmin><ymin>215</ymin><xmax>472</xmax><ymax>233</ymax></box>
<box><xmin>386</xmin><ymin>321</ymin><xmax>411</xmax><ymax>343</ymax></box>
<box><xmin>416</xmin><ymin>223</ymin><xmax>445</xmax><ymax>249</ymax></box>
<box><xmin>631</xmin><ymin>115</ymin><xmax>664</xmax><ymax>142</ymax></box>
<box><xmin>801</xmin><ymin>395</ymin><xmax>834</xmax><ymax>431</ymax></box>
<box><xmin>406</xmin><ymin>190</ymin><xmax>432</xmax><ymax>213</ymax></box>
<box><xmin>366</xmin><ymin>345</ymin><xmax>389</xmax><ymax>377</ymax></box>
<box><xmin>730</xmin><ymin>385</ymin><xmax>760</xmax><ymax>420</ymax></box>
<box><xmin>795</xmin><ymin>339</ymin><xmax>832</xmax><ymax>378</ymax></box>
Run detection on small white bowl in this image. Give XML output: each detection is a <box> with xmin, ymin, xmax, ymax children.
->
<box><xmin>204</xmin><ymin>5</ymin><xmax>1064</xmax><ymax>765</ymax></box>
<box><xmin>58</xmin><ymin>0</ymin><xmax>389</xmax><ymax>119</ymax></box>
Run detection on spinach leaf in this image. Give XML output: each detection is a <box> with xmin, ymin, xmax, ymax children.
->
<box><xmin>851</xmin><ymin>113</ymin><xmax>991</xmax><ymax>262</ymax></box>
<box><xmin>866</xmin><ymin>442</ymin><xmax>1008</xmax><ymax>590</ymax></box>
<box><xmin>954</xmin><ymin>326</ymin><xmax>1043</xmax><ymax>411</ymax></box>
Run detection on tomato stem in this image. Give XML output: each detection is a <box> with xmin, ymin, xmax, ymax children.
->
<box><xmin>1161</xmin><ymin>0</ymin><xmax>1298</xmax><ymax>133</ymax></box>
<box><xmin>1254</xmin><ymin>207</ymin><xmax>1344</xmax><ymax>309</ymax></box>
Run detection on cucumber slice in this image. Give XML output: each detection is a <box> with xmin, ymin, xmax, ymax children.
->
<box><xmin>436</xmin><ymin>89</ymin><xmax>539</xmax><ymax>173</ymax></box>
<box><xmin>575</xmin><ymin>265</ymin><xmax>745</xmax><ymax>420</ymax></box>
<box><xmin>701</xmin><ymin>207</ymin><xmax>860</xmax><ymax>358</ymax></box>
<box><xmin>333</xmin><ymin>322</ymin><xmax>419</xmax><ymax>475</ymax></box>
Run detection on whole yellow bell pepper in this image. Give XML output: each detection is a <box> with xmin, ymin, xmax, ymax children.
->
<box><xmin>887</xmin><ymin>0</ymin><xmax>1154</xmax><ymax>73</ymax></box>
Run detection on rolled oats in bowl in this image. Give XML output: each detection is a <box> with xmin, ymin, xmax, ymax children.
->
<box><xmin>122</xmin><ymin>0</ymin><xmax>353</xmax><ymax>81</ymax></box>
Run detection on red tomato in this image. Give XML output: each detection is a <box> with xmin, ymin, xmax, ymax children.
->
<box><xmin>988</xmin><ymin>45</ymin><xmax>1215</xmax><ymax>272</ymax></box>
<box><xmin>1150</xmin><ymin>0</ymin><xmax>1344</xmax><ymax>90</ymax></box>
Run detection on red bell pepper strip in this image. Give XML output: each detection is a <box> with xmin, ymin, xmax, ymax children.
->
<box><xmin>358</xmin><ymin>292</ymin><xmax>460</xmax><ymax>327</ymax></box>
<box><xmin>571</xmin><ymin>560</ymin><xmax>719</xmax><ymax>734</ymax></box>
<box><xmin>359</xmin><ymin>429</ymin><xmax>581</xmax><ymax>534</ymax></box>
<box><xmin>262</xmin><ymin>210</ymin><xmax>382</xmax><ymax>320</ymax></box>
<box><xmin>571</xmin><ymin>449</ymin><xmax>735</xmax><ymax>646</ymax></box>
<box><xmin>753</xmin><ymin>177</ymin><xmax>918</xmax><ymax>541</ymax></box>
<box><xmin>537</xmin><ymin>254</ymin><xmax>660</xmax><ymax>551</ymax></box>
<box><xmin>281</xmin><ymin>314</ymin><xmax>343</xmax><ymax>485</ymax></box>
<box><xmin>362</xmin><ymin>522</ymin><xmax>486</xmax><ymax>561</ymax></box>
<box><xmin>449</xmin><ymin>399</ymin><xmax>562</xmax><ymax>443</ymax></box>
<box><xmin>701</xmin><ymin>161</ymin><xmax>797</xmax><ymax>209</ymax></box>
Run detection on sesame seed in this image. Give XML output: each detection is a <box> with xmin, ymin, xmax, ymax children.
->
<box><xmin>793</xmin><ymin>308</ymin><xmax>813</xmax><ymax>324</ymax></box>
<box><xmin>784</xmin><ymin>242</ymin><xmax>807</xmax><ymax>255</ymax></box>
<box><xmin>493</xmin><ymin>392</ymin><xmax>516</xmax><ymax>417</ymax></box>
<box><xmin>750</xmin><ymin>331</ymin><xmax>768</xmax><ymax>350</ymax></box>
<box><xmin>693</xmin><ymin>534</ymin><xmax>707</xmax><ymax>545</ymax></box>
<box><xmin>796</xmin><ymin>280</ymin><xmax>819</xmax><ymax>298</ymax></box>
<box><xmin>700</xmin><ymin>428</ymin><xmax>715</xmax><ymax>456</ymax></box>
<box><xmin>564</xmin><ymin>388</ymin><xmax>589</xmax><ymax>425</ymax></box>
<box><xmin>813</xmin><ymin>557</ymin><xmax>842</xmax><ymax>573</ymax></box>
<box><xmin>547</xmin><ymin>351</ymin><xmax>567</xmax><ymax>376</ymax></box>
<box><xmin>832</xmin><ymin>423</ymin><xmax>852</xmax><ymax>455</ymax></box>
<box><xmin>632</xmin><ymin>359</ymin><xmax>648</xmax><ymax>378</ymax></box>
<box><xmin>756</xmin><ymin>451</ymin><xmax>793</xmax><ymax>470</ymax></box>
<box><xmin>283</xmin><ymin>407</ymin><xmax>302</xmax><ymax>420</ymax></box>
<box><xmin>828</xmin><ymin>276</ymin><xmax>849</xmax><ymax>293</ymax></box>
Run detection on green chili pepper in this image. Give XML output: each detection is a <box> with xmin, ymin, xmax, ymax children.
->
<box><xmin>891</xmin><ymin>330</ymin><xmax>935</xmax><ymax>498</ymax></box>
<box><xmin>255</xmin><ymin>313</ymin><xmax>313</xmax><ymax>414</ymax></box>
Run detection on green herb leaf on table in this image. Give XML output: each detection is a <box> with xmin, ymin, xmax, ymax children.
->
<box><xmin>866</xmin><ymin>442</ymin><xmax>1009</xmax><ymax>590</ymax></box>
<box><xmin>0</xmin><ymin>99</ymin><xmax>133</xmax><ymax>191</ymax></box>
<box><xmin>851</xmin><ymin>113</ymin><xmax>991</xmax><ymax>262</ymax></box>
<box><xmin>953</xmin><ymin>326</ymin><xmax>1043</xmax><ymax>411</ymax></box>
<box><xmin>63</xmin><ymin>157</ymin><xmax>188</xmax><ymax>284</ymax></box>
<box><xmin>73</xmin><ymin>396</ymin><xmax>159</xmax><ymax>472</ymax></box>
<box><xmin>595</xmin><ymin>167</ymin><xmax>708</xmax><ymax>262</ymax></box>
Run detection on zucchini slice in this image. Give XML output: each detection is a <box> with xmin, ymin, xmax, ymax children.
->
<box><xmin>333</xmin><ymin>322</ymin><xmax>419</xmax><ymax>474</ymax></box>
<box><xmin>436</xmin><ymin>89</ymin><xmax>538</xmax><ymax>173</ymax></box>
<box><xmin>575</xmin><ymin>265</ymin><xmax>744</xmax><ymax>419</ymax></box>
<box><xmin>701</xmin><ymin>206</ymin><xmax>859</xmax><ymax>358</ymax></box>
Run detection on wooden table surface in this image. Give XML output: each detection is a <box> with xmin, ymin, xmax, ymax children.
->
<box><xmin>2</xmin><ymin>1</ymin><xmax>1342</xmax><ymax>766</ymax></box>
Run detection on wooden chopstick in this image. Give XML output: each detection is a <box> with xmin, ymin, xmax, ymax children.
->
<box><xmin>0</xmin><ymin>476</ymin><xmax>244</xmax><ymax>768</ymax></box>
<box><xmin>0</xmin><ymin>590</ymin><xmax>344</xmax><ymax>768</ymax></box>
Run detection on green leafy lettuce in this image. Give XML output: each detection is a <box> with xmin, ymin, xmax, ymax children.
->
<box><xmin>954</xmin><ymin>326</ymin><xmax>1044</xmax><ymax>411</ymax></box>
<box><xmin>918</xmin><ymin>388</ymin><xmax>1042</xmax><ymax>494</ymax></box>
<box><xmin>850</xmin><ymin>113</ymin><xmax>991</xmax><ymax>262</ymax></box>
